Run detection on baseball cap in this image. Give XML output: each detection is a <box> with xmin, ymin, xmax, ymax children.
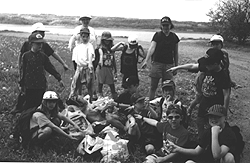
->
<box><xmin>160</xmin><ymin>16</ymin><xmax>174</xmax><ymax>29</ymax></box>
<box><xmin>125</xmin><ymin>76</ymin><xmax>139</xmax><ymax>87</ymax></box>
<box><xmin>101</xmin><ymin>31</ymin><xmax>114</xmax><ymax>40</ymax></box>
<box><xmin>31</xmin><ymin>22</ymin><xmax>49</xmax><ymax>32</ymax></box>
<box><xmin>198</xmin><ymin>48</ymin><xmax>224</xmax><ymax>66</ymax></box>
<box><xmin>128</xmin><ymin>35</ymin><xmax>138</xmax><ymax>45</ymax></box>
<box><xmin>162</xmin><ymin>80</ymin><xmax>175</xmax><ymax>90</ymax></box>
<box><xmin>80</xmin><ymin>27</ymin><xmax>90</xmax><ymax>35</ymax></box>
<box><xmin>28</xmin><ymin>33</ymin><xmax>46</xmax><ymax>43</ymax></box>
<box><xmin>207</xmin><ymin>104</ymin><xmax>227</xmax><ymax>117</ymax></box>
<box><xmin>131</xmin><ymin>94</ymin><xmax>145</xmax><ymax>104</ymax></box>
<box><xmin>209</xmin><ymin>35</ymin><xmax>224</xmax><ymax>43</ymax></box>
<box><xmin>79</xmin><ymin>14</ymin><xmax>92</xmax><ymax>20</ymax></box>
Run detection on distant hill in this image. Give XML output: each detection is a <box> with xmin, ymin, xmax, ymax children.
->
<box><xmin>0</xmin><ymin>13</ymin><xmax>215</xmax><ymax>33</ymax></box>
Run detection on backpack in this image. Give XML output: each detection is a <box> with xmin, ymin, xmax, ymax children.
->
<box><xmin>13</xmin><ymin>107</ymin><xmax>45</xmax><ymax>147</ymax></box>
<box><xmin>227</xmin><ymin>123</ymin><xmax>245</xmax><ymax>163</ymax></box>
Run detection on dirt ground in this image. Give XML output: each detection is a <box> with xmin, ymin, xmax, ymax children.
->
<box><xmin>1</xmin><ymin>31</ymin><xmax>249</xmax><ymax>162</ymax></box>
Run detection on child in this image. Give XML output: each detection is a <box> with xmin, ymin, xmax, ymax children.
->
<box><xmin>19</xmin><ymin>33</ymin><xmax>64</xmax><ymax>111</ymax></box>
<box><xmin>96</xmin><ymin>31</ymin><xmax>117</xmax><ymax>99</ymax></box>
<box><xmin>135</xmin><ymin>103</ymin><xmax>189</xmax><ymax>163</ymax></box>
<box><xmin>170</xmin><ymin>104</ymin><xmax>236</xmax><ymax>163</ymax></box>
<box><xmin>30</xmin><ymin>91</ymin><xmax>80</xmax><ymax>143</ymax></box>
<box><xmin>111</xmin><ymin>35</ymin><xmax>145</xmax><ymax>88</ymax></box>
<box><xmin>168</xmin><ymin>48</ymin><xmax>231</xmax><ymax>138</ymax></box>
<box><xmin>69</xmin><ymin>27</ymin><xmax>95</xmax><ymax>102</ymax></box>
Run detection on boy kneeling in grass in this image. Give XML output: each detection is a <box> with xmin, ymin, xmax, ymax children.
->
<box><xmin>135</xmin><ymin>104</ymin><xmax>189</xmax><ymax>163</ymax></box>
<box><xmin>170</xmin><ymin>104</ymin><xmax>237</xmax><ymax>163</ymax></box>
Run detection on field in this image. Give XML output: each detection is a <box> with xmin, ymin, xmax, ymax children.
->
<box><xmin>0</xmin><ymin>31</ymin><xmax>250</xmax><ymax>162</ymax></box>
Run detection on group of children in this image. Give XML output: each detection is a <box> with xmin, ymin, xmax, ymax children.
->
<box><xmin>14</xmin><ymin>19</ymin><xmax>242</xmax><ymax>163</ymax></box>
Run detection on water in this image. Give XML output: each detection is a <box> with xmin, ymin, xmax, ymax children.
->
<box><xmin>0</xmin><ymin>24</ymin><xmax>212</xmax><ymax>41</ymax></box>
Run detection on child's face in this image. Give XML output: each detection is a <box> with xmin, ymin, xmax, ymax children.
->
<box><xmin>211</xmin><ymin>42</ymin><xmax>222</xmax><ymax>50</ymax></box>
<box><xmin>161</xmin><ymin>24</ymin><xmax>171</xmax><ymax>33</ymax></box>
<box><xmin>46</xmin><ymin>100</ymin><xmax>57</xmax><ymax>111</ymax></box>
<box><xmin>31</xmin><ymin>42</ymin><xmax>43</xmax><ymax>52</ymax></box>
<box><xmin>81</xmin><ymin>33</ymin><xmax>90</xmax><ymax>43</ymax></box>
<box><xmin>162</xmin><ymin>87</ymin><xmax>174</xmax><ymax>99</ymax></box>
<box><xmin>103</xmin><ymin>40</ymin><xmax>112</xmax><ymax>46</ymax></box>
<box><xmin>134</xmin><ymin>102</ymin><xmax>145</xmax><ymax>112</ymax></box>
<box><xmin>208</xmin><ymin>115</ymin><xmax>225</xmax><ymax>127</ymax></box>
<box><xmin>167</xmin><ymin>112</ymin><xmax>182</xmax><ymax>129</ymax></box>
<box><xmin>80</xmin><ymin>19</ymin><xmax>90</xmax><ymax>27</ymax></box>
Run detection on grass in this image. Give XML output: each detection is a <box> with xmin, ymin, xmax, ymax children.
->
<box><xmin>0</xmin><ymin>34</ymin><xmax>199</xmax><ymax>162</ymax></box>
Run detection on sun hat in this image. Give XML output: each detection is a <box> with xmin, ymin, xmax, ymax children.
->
<box><xmin>161</xmin><ymin>16</ymin><xmax>174</xmax><ymax>29</ymax></box>
<box><xmin>28</xmin><ymin>33</ymin><xmax>46</xmax><ymax>43</ymax></box>
<box><xmin>162</xmin><ymin>80</ymin><xmax>175</xmax><ymax>90</ymax></box>
<box><xmin>128</xmin><ymin>35</ymin><xmax>138</xmax><ymax>45</ymax></box>
<box><xmin>207</xmin><ymin>104</ymin><xmax>227</xmax><ymax>117</ymax></box>
<box><xmin>79</xmin><ymin>14</ymin><xmax>92</xmax><ymax>20</ymax></box>
<box><xmin>130</xmin><ymin>94</ymin><xmax>145</xmax><ymax>104</ymax></box>
<box><xmin>101</xmin><ymin>31</ymin><xmax>114</xmax><ymax>40</ymax></box>
<box><xmin>198</xmin><ymin>48</ymin><xmax>224</xmax><ymax>66</ymax></box>
<box><xmin>43</xmin><ymin>91</ymin><xmax>59</xmax><ymax>100</ymax></box>
<box><xmin>31</xmin><ymin>22</ymin><xmax>49</xmax><ymax>32</ymax></box>
<box><xmin>80</xmin><ymin>27</ymin><xmax>90</xmax><ymax>35</ymax></box>
<box><xmin>209</xmin><ymin>35</ymin><xmax>224</xmax><ymax>43</ymax></box>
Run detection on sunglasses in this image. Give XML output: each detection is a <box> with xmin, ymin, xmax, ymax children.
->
<box><xmin>168</xmin><ymin>115</ymin><xmax>180</xmax><ymax>120</ymax></box>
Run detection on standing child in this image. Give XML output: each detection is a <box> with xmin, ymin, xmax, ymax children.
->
<box><xmin>69</xmin><ymin>28</ymin><xmax>95</xmax><ymax>102</ymax></box>
<box><xmin>97</xmin><ymin>31</ymin><xmax>117</xmax><ymax>99</ymax></box>
<box><xmin>111</xmin><ymin>35</ymin><xmax>145</xmax><ymax>88</ymax></box>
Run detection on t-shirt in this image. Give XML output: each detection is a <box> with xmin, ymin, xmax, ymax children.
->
<box><xmin>199</xmin><ymin>69</ymin><xmax>230</xmax><ymax>117</ymax></box>
<box><xmin>151</xmin><ymin>31</ymin><xmax>180</xmax><ymax>64</ymax></box>
<box><xmin>157</xmin><ymin>122</ymin><xmax>189</xmax><ymax>155</ymax></box>
<box><xmin>20</xmin><ymin>41</ymin><xmax>54</xmax><ymax>57</ymax></box>
<box><xmin>20</xmin><ymin>50</ymin><xmax>61</xmax><ymax>89</ymax></box>
<box><xmin>198</xmin><ymin>126</ymin><xmax>237</xmax><ymax>162</ymax></box>
<box><xmin>73</xmin><ymin>43</ymin><xmax>95</xmax><ymax>67</ymax></box>
<box><xmin>115</xmin><ymin>91</ymin><xmax>133</xmax><ymax>115</ymax></box>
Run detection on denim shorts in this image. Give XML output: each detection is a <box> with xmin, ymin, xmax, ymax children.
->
<box><xmin>149</xmin><ymin>61</ymin><xmax>173</xmax><ymax>80</ymax></box>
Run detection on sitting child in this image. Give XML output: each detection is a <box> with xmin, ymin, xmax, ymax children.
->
<box><xmin>170</xmin><ymin>104</ymin><xmax>237</xmax><ymax>163</ymax></box>
<box><xmin>135</xmin><ymin>104</ymin><xmax>189</xmax><ymax>163</ymax></box>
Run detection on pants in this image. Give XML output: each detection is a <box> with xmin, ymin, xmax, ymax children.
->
<box><xmin>24</xmin><ymin>89</ymin><xmax>45</xmax><ymax>110</ymax></box>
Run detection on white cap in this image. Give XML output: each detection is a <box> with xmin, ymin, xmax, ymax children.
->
<box><xmin>210</xmin><ymin>35</ymin><xmax>224</xmax><ymax>42</ymax></box>
<box><xmin>79</xmin><ymin>14</ymin><xmax>92</xmax><ymax>20</ymax></box>
<box><xmin>128</xmin><ymin>35</ymin><xmax>138</xmax><ymax>45</ymax></box>
<box><xmin>43</xmin><ymin>91</ymin><xmax>59</xmax><ymax>100</ymax></box>
<box><xmin>31</xmin><ymin>22</ymin><xmax>49</xmax><ymax>32</ymax></box>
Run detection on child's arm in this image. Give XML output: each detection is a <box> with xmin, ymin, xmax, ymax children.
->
<box><xmin>141</xmin><ymin>41</ymin><xmax>157</xmax><ymax>69</ymax></box>
<box><xmin>57</xmin><ymin>112</ymin><xmax>82</xmax><ymax>131</ymax></box>
<box><xmin>146</xmin><ymin>104</ymin><xmax>159</xmax><ymax>119</ymax></box>
<box><xmin>134</xmin><ymin>115</ymin><xmax>158</xmax><ymax>127</ymax></box>
<box><xmin>211</xmin><ymin>126</ymin><xmax>230</xmax><ymax>159</ymax></box>
<box><xmin>155</xmin><ymin>153</ymin><xmax>178</xmax><ymax>163</ymax></box>
<box><xmin>88</xmin><ymin>44</ymin><xmax>94</xmax><ymax>72</ymax></box>
<box><xmin>111</xmin><ymin>42</ymin><xmax>125</xmax><ymax>51</ymax></box>
<box><xmin>112</xmin><ymin>54</ymin><xmax>117</xmax><ymax>74</ymax></box>
<box><xmin>171</xmin><ymin>142</ymin><xmax>203</xmax><ymax>156</ymax></box>
<box><xmin>68</xmin><ymin>35</ymin><xmax>77</xmax><ymax>52</ymax></box>
<box><xmin>223</xmin><ymin>88</ymin><xmax>230</xmax><ymax>110</ymax></box>
<box><xmin>98</xmin><ymin>48</ymin><xmax>103</xmax><ymax>67</ymax></box>
<box><xmin>167</xmin><ymin>63</ymin><xmax>199</xmax><ymax>73</ymax></box>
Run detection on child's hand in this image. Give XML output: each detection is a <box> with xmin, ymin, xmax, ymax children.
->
<box><xmin>168</xmin><ymin>141</ymin><xmax>179</xmax><ymax>153</ymax></box>
<box><xmin>88</xmin><ymin>64</ymin><xmax>93</xmax><ymax>72</ymax></box>
<box><xmin>134</xmin><ymin>114</ymin><xmax>143</xmax><ymax>120</ymax></box>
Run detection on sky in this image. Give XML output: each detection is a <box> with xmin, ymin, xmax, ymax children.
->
<box><xmin>0</xmin><ymin>0</ymin><xmax>219</xmax><ymax>22</ymax></box>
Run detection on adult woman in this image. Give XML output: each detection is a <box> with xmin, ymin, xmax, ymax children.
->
<box><xmin>141</xmin><ymin>16</ymin><xmax>179</xmax><ymax>100</ymax></box>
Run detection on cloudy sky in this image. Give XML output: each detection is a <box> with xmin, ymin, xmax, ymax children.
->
<box><xmin>0</xmin><ymin>0</ymin><xmax>219</xmax><ymax>22</ymax></box>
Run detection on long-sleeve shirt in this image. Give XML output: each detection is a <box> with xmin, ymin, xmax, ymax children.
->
<box><xmin>20</xmin><ymin>50</ymin><xmax>61</xmax><ymax>89</ymax></box>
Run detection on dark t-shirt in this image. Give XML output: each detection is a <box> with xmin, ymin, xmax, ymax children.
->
<box><xmin>198</xmin><ymin>69</ymin><xmax>230</xmax><ymax>117</ymax></box>
<box><xmin>151</xmin><ymin>31</ymin><xmax>180</xmax><ymax>64</ymax></box>
<box><xmin>115</xmin><ymin>91</ymin><xmax>133</xmax><ymax>116</ymax></box>
<box><xmin>20</xmin><ymin>41</ymin><xmax>54</xmax><ymax>57</ymax></box>
<box><xmin>198</xmin><ymin>126</ymin><xmax>237</xmax><ymax>162</ymax></box>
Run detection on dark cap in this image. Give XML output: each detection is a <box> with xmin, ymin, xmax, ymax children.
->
<box><xmin>130</xmin><ymin>94</ymin><xmax>145</xmax><ymax>104</ymax></box>
<box><xmin>80</xmin><ymin>27</ymin><xmax>90</xmax><ymax>35</ymax></box>
<box><xmin>207</xmin><ymin>104</ymin><xmax>227</xmax><ymax>117</ymax></box>
<box><xmin>161</xmin><ymin>16</ymin><xmax>174</xmax><ymax>29</ymax></box>
<box><xmin>28</xmin><ymin>33</ymin><xmax>45</xmax><ymax>43</ymax></box>
<box><xmin>125</xmin><ymin>76</ymin><xmax>139</xmax><ymax>87</ymax></box>
<box><xmin>198</xmin><ymin>48</ymin><xmax>224</xmax><ymax>66</ymax></box>
<box><xmin>162</xmin><ymin>80</ymin><xmax>175</xmax><ymax>90</ymax></box>
<box><xmin>101</xmin><ymin>31</ymin><xmax>114</xmax><ymax>40</ymax></box>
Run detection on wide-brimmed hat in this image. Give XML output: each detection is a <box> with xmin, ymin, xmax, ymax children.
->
<box><xmin>79</xmin><ymin>14</ymin><xmax>92</xmax><ymax>20</ymax></box>
<box><xmin>28</xmin><ymin>33</ymin><xmax>46</xmax><ymax>43</ymax></box>
<box><xmin>209</xmin><ymin>35</ymin><xmax>224</xmax><ymax>43</ymax></box>
<box><xmin>198</xmin><ymin>48</ymin><xmax>224</xmax><ymax>66</ymax></box>
<box><xmin>31</xmin><ymin>22</ymin><xmax>49</xmax><ymax>32</ymax></box>
<box><xmin>207</xmin><ymin>104</ymin><xmax>227</xmax><ymax>117</ymax></box>
<box><xmin>128</xmin><ymin>35</ymin><xmax>138</xmax><ymax>45</ymax></box>
<box><xmin>101</xmin><ymin>31</ymin><xmax>113</xmax><ymax>40</ymax></box>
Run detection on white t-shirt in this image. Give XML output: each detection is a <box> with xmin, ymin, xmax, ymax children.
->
<box><xmin>73</xmin><ymin>42</ymin><xmax>95</xmax><ymax>67</ymax></box>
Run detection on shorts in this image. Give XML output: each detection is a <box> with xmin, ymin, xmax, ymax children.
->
<box><xmin>97</xmin><ymin>66</ymin><xmax>114</xmax><ymax>85</ymax></box>
<box><xmin>149</xmin><ymin>61</ymin><xmax>173</xmax><ymax>80</ymax></box>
